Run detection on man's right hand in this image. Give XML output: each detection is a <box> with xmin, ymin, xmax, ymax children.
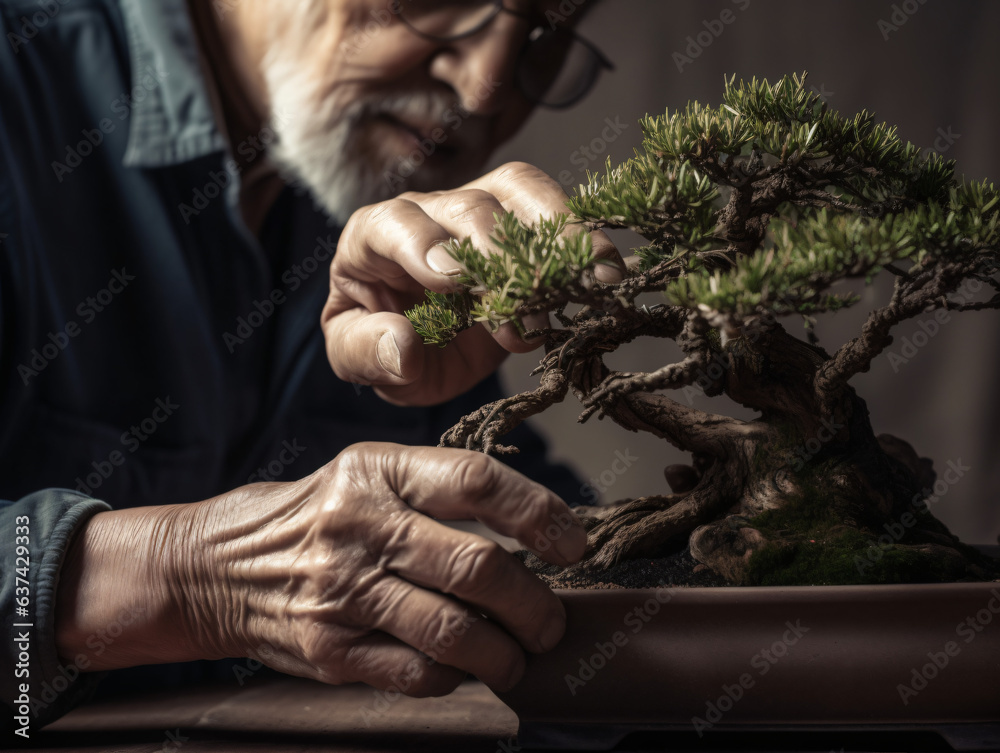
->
<box><xmin>55</xmin><ymin>443</ymin><xmax>587</xmax><ymax>695</ymax></box>
<box><xmin>320</xmin><ymin>162</ymin><xmax>623</xmax><ymax>407</ymax></box>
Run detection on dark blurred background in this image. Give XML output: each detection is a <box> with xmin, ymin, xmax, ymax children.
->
<box><xmin>490</xmin><ymin>0</ymin><xmax>1000</xmax><ymax>545</ymax></box>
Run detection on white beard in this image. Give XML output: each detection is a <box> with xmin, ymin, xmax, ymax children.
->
<box><xmin>260</xmin><ymin>10</ymin><xmax>481</xmax><ymax>225</ymax></box>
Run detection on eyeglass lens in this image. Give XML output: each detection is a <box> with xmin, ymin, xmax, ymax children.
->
<box><xmin>397</xmin><ymin>0</ymin><xmax>607</xmax><ymax>107</ymax></box>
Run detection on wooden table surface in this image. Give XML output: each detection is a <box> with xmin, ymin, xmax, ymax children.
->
<box><xmin>17</xmin><ymin>676</ymin><xmax>521</xmax><ymax>752</ymax></box>
<box><xmin>15</xmin><ymin>673</ymin><xmax>995</xmax><ymax>752</ymax></box>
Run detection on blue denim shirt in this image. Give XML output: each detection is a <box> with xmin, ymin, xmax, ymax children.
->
<box><xmin>0</xmin><ymin>0</ymin><xmax>580</xmax><ymax>736</ymax></box>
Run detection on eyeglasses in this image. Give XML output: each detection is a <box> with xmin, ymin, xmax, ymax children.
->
<box><xmin>392</xmin><ymin>0</ymin><xmax>614</xmax><ymax>109</ymax></box>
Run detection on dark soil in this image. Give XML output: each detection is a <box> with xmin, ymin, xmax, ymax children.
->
<box><xmin>517</xmin><ymin>546</ymin><xmax>731</xmax><ymax>589</ymax></box>
<box><xmin>519</xmin><ymin>543</ymin><xmax>1000</xmax><ymax>590</ymax></box>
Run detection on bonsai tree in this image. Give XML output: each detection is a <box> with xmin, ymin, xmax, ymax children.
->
<box><xmin>406</xmin><ymin>73</ymin><xmax>1000</xmax><ymax>585</ymax></box>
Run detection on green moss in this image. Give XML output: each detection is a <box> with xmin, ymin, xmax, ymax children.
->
<box><xmin>743</xmin><ymin>476</ymin><xmax>972</xmax><ymax>585</ymax></box>
<box><xmin>750</xmin><ymin>468</ymin><xmax>843</xmax><ymax>539</ymax></box>
<box><xmin>739</xmin><ymin>458</ymin><xmax>978</xmax><ymax>585</ymax></box>
<box><xmin>743</xmin><ymin>530</ymin><xmax>966</xmax><ymax>586</ymax></box>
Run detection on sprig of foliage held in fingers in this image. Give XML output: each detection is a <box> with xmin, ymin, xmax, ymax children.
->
<box><xmin>406</xmin><ymin>212</ymin><xmax>611</xmax><ymax>343</ymax></box>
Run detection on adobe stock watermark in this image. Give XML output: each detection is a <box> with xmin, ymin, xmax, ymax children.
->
<box><xmin>20</xmin><ymin>606</ymin><xmax>146</xmax><ymax>720</ymax></box>
<box><xmin>178</xmin><ymin>108</ymin><xmax>294</xmax><ymax>224</ymax></box>
<box><xmin>810</xmin><ymin>83</ymin><xmax>835</xmax><ymax>103</ymax></box>
<box><xmin>247</xmin><ymin>439</ymin><xmax>307</xmax><ymax>483</ymax></box>
<box><xmin>777</xmin><ymin>418</ymin><xmax>845</xmax><ymax>480</ymax></box>
<box><xmin>854</xmin><ymin>457</ymin><xmax>970</xmax><ymax>577</ymax></box>
<box><xmin>51</xmin><ymin>65</ymin><xmax>170</xmax><ymax>182</ymax></box>
<box><xmin>556</xmin><ymin>116</ymin><xmax>629</xmax><ymax>189</ymax></box>
<box><xmin>222</xmin><ymin>233</ymin><xmax>337</xmax><ymax>352</ymax></box>
<box><xmin>681</xmin><ymin>347</ymin><xmax>732</xmax><ymax>405</ymax></box>
<box><xmin>358</xmin><ymin>610</ymin><xmax>477</xmax><ymax>726</ymax></box>
<box><xmin>877</xmin><ymin>0</ymin><xmax>930</xmax><ymax>41</ymax></box>
<box><xmin>563</xmin><ymin>580</ymin><xmax>678</xmax><ymax>695</ymax></box>
<box><xmin>494</xmin><ymin>735</ymin><xmax>522</xmax><ymax>753</ymax></box>
<box><xmin>6</xmin><ymin>0</ymin><xmax>72</xmax><ymax>54</ymax></box>
<box><xmin>896</xmin><ymin>588</ymin><xmax>1000</xmax><ymax>705</ymax></box>
<box><xmin>17</xmin><ymin>268</ymin><xmax>135</xmax><ymax>385</ymax></box>
<box><xmin>382</xmin><ymin>74</ymin><xmax>502</xmax><ymax>192</ymax></box>
<box><xmin>74</xmin><ymin>397</ymin><xmax>180</xmax><ymax>496</ymax></box>
<box><xmin>691</xmin><ymin>619</ymin><xmax>810</xmax><ymax>736</ymax></box>
<box><xmin>338</xmin><ymin>0</ymin><xmax>404</xmax><ymax>57</ymax></box>
<box><xmin>672</xmin><ymin>0</ymin><xmax>752</xmax><ymax>73</ymax></box>
<box><xmin>232</xmin><ymin>643</ymin><xmax>278</xmax><ymax>686</ymax></box>
<box><xmin>886</xmin><ymin>277</ymin><xmax>982</xmax><ymax>373</ymax></box>
<box><xmin>923</xmin><ymin>125</ymin><xmax>961</xmax><ymax>158</ymax></box>
<box><xmin>578</xmin><ymin>448</ymin><xmax>639</xmax><ymax>503</ymax></box>
<box><xmin>542</xmin><ymin>0</ymin><xmax>591</xmax><ymax>29</ymax></box>
<box><xmin>158</xmin><ymin>729</ymin><xmax>189</xmax><ymax>753</ymax></box>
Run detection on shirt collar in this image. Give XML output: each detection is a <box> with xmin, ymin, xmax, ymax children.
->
<box><xmin>117</xmin><ymin>0</ymin><xmax>227</xmax><ymax>168</ymax></box>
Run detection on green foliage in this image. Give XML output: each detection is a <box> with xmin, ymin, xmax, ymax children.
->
<box><xmin>569</xmin><ymin>157</ymin><xmax>719</xmax><ymax>254</ymax></box>
<box><xmin>405</xmin><ymin>213</ymin><xmax>603</xmax><ymax>344</ymax></box>
<box><xmin>669</xmin><ymin>181</ymin><xmax>1000</xmax><ymax>319</ymax></box>
<box><xmin>406</xmin><ymin>72</ymin><xmax>999</xmax><ymax>345</ymax></box>
<box><xmin>405</xmin><ymin>291</ymin><xmax>471</xmax><ymax>346</ymax></box>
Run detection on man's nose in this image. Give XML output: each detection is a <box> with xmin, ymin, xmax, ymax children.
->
<box><xmin>428</xmin><ymin>24</ymin><xmax>522</xmax><ymax>115</ymax></box>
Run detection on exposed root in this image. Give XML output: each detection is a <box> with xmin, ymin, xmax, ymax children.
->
<box><xmin>569</xmin><ymin>489</ymin><xmax>727</xmax><ymax>572</ymax></box>
<box><xmin>689</xmin><ymin>518</ymin><xmax>769</xmax><ymax>583</ymax></box>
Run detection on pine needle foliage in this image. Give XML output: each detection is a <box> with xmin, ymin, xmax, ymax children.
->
<box><xmin>406</xmin><ymin>72</ymin><xmax>999</xmax><ymax>345</ymax></box>
<box><xmin>405</xmin><ymin>212</ymin><xmax>602</xmax><ymax>343</ymax></box>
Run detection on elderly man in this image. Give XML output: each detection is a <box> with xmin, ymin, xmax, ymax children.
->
<box><xmin>0</xmin><ymin>0</ymin><xmax>619</xmax><ymax>733</ymax></box>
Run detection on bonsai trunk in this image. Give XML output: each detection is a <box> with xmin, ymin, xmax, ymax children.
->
<box><xmin>564</xmin><ymin>324</ymin><xmax>994</xmax><ymax>585</ymax></box>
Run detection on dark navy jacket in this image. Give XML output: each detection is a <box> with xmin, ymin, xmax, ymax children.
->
<box><xmin>0</xmin><ymin>0</ymin><xmax>580</xmax><ymax>734</ymax></box>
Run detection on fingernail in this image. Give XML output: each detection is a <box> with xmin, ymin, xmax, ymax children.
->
<box><xmin>594</xmin><ymin>261</ymin><xmax>624</xmax><ymax>284</ymax></box>
<box><xmin>554</xmin><ymin>522</ymin><xmax>588</xmax><ymax>563</ymax></box>
<box><xmin>376</xmin><ymin>331</ymin><xmax>404</xmax><ymax>378</ymax></box>
<box><xmin>426</xmin><ymin>244</ymin><xmax>462</xmax><ymax>277</ymax></box>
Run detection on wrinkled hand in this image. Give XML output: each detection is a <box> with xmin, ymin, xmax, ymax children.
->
<box><xmin>321</xmin><ymin>162</ymin><xmax>623</xmax><ymax>406</ymax></box>
<box><xmin>182</xmin><ymin>443</ymin><xmax>587</xmax><ymax>695</ymax></box>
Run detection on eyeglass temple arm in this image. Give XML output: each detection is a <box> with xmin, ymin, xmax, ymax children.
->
<box><xmin>501</xmin><ymin>3</ymin><xmax>615</xmax><ymax>71</ymax></box>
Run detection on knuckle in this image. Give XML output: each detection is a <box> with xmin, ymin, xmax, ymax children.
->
<box><xmin>441</xmin><ymin>189</ymin><xmax>500</xmax><ymax>222</ymax></box>
<box><xmin>298</xmin><ymin>630</ymin><xmax>351</xmax><ymax>684</ymax></box>
<box><xmin>330</xmin><ymin>442</ymin><xmax>379</xmax><ymax>477</ymax></box>
<box><xmin>397</xmin><ymin>190</ymin><xmax>429</xmax><ymax>203</ymax></box>
<box><xmin>363</xmin><ymin>198</ymin><xmax>402</xmax><ymax>227</ymax></box>
<box><xmin>508</xmin><ymin>486</ymin><xmax>556</xmax><ymax>531</ymax></box>
<box><xmin>322</xmin><ymin>446</ymin><xmax>360</xmax><ymax>484</ymax></box>
<box><xmin>450</xmin><ymin>452</ymin><xmax>499</xmax><ymax>498</ymax></box>
<box><xmin>315</xmin><ymin>445</ymin><xmax>378</xmax><ymax>507</ymax></box>
<box><xmin>417</xmin><ymin>604</ymin><xmax>473</xmax><ymax>657</ymax></box>
<box><xmin>446</xmin><ymin>538</ymin><xmax>507</xmax><ymax>595</ymax></box>
<box><xmin>494</xmin><ymin>160</ymin><xmax>544</xmax><ymax>183</ymax></box>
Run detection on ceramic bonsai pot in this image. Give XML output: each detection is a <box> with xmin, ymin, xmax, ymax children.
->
<box><xmin>498</xmin><ymin>565</ymin><xmax>1000</xmax><ymax>751</ymax></box>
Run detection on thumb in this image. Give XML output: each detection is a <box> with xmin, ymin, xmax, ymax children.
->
<box><xmin>323</xmin><ymin>309</ymin><xmax>425</xmax><ymax>389</ymax></box>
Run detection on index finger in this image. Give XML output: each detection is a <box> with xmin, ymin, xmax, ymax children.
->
<box><xmin>376</xmin><ymin>443</ymin><xmax>588</xmax><ymax>566</ymax></box>
<box><xmin>461</xmin><ymin>162</ymin><xmax>624</xmax><ymax>284</ymax></box>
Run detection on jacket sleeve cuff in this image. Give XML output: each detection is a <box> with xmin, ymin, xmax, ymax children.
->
<box><xmin>2</xmin><ymin>489</ymin><xmax>112</xmax><ymax>738</ymax></box>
